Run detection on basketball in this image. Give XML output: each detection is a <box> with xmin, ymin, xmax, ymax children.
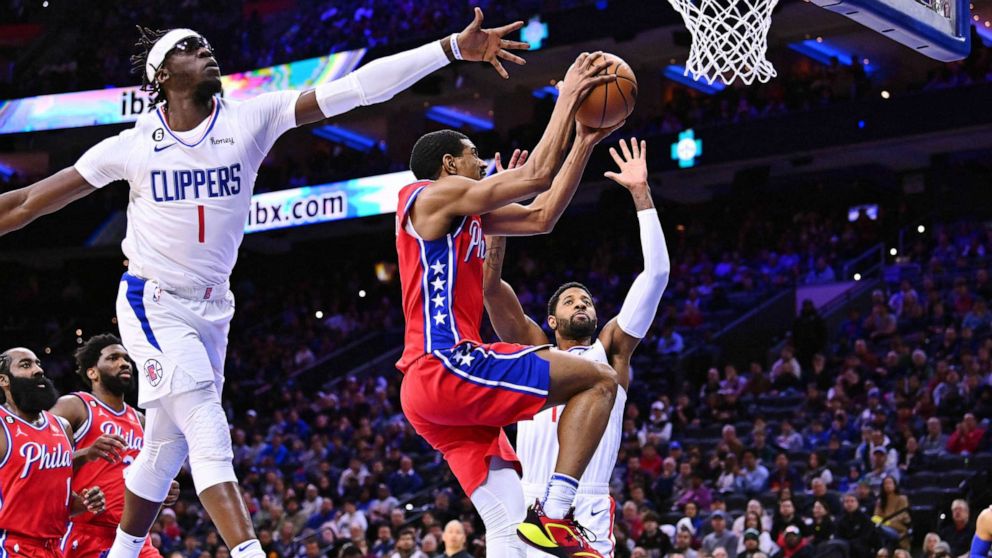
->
<box><xmin>575</xmin><ymin>53</ymin><xmax>638</xmax><ymax>129</ymax></box>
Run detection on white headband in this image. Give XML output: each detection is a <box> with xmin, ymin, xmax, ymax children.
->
<box><xmin>146</xmin><ymin>28</ymin><xmax>200</xmax><ymax>82</ymax></box>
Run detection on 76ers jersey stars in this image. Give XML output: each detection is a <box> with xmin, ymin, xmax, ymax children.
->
<box><xmin>0</xmin><ymin>407</ymin><xmax>74</xmax><ymax>540</ymax></box>
<box><xmin>69</xmin><ymin>393</ymin><xmax>144</xmax><ymax>527</ymax></box>
<box><xmin>396</xmin><ymin>181</ymin><xmax>487</xmax><ymax>373</ymax></box>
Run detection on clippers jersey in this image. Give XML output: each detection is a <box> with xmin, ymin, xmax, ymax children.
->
<box><xmin>68</xmin><ymin>393</ymin><xmax>144</xmax><ymax>527</ymax></box>
<box><xmin>0</xmin><ymin>408</ymin><xmax>74</xmax><ymax>540</ymax></box>
<box><xmin>517</xmin><ymin>340</ymin><xmax>627</xmax><ymax>488</ymax></box>
<box><xmin>74</xmin><ymin>91</ymin><xmax>300</xmax><ymax>288</ymax></box>
<box><xmin>396</xmin><ymin>181</ymin><xmax>487</xmax><ymax>373</ymax></box>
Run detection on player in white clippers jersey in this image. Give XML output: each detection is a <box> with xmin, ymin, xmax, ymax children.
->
<box><xmin>0</xmin><ymin>13</ymin><xmax>529</xmax><ymax>558</ymax></box>
<box><xmin>483</xmin><ymin>138</ymin><xmax>670</xmax><ymax>557</ymax></box>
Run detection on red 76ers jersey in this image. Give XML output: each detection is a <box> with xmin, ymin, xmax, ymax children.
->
<box><xmin>396</xmin><ymin>181</ymin><xmax>487</xmax><ymax>373</ymax></box>
<box><xmin>69</xmin><ymin>393</ymin><xmax>144</xmax><ymax>527</ymax></box>
<box><xmin>0</xmin><ymin>407</ymin><xmax>74</xmax><ymax>540</ymax></box>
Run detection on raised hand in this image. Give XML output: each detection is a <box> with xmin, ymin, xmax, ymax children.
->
<box><xmin>604</xmin><ymin>137</ymin><xmax>649</xmax><ymax>191</ymax></box>
<box><xmin>576</xmin><ymin>119</ymin><xmax>626</xmax><ymax>145</ymax></box>
<box><xmin>493</xmin><ymin>149</ymin><xmax>529</xmax><ymax>173</ymax></box>
<box><xmin>559</xmin><ymin>51</ymin><xmax>616</xmax><ymax>102</ymax></box>
<box><xmin>455</xmin><ymin>8</ymin><xmax>530</xmax><ymax>79</ymax></box>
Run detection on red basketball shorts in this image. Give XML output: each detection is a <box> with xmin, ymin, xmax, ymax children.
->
<box><xmin>400</xmin><ymin>341</ymin><xmax>551</xmax><ymax>495</ymax></box>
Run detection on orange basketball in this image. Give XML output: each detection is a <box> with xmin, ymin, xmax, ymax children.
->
<box><xmin>575</xmin><ymin>53</ymin><xmax>637</xmax><ymax>129</ymax></box>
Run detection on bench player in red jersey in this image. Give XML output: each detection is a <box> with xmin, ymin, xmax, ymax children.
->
<box><xmin>0</xmin><ymin>348</ymin><xmax>106</xmax><ymax>558</ymax></box>
<box><xmin>396</xmin><ymin>52</ymin><xmax>623</xmax><ymax>558</ymax></box>
<box><xmin>52</xmin><ymin>335</ymin><xmax>180</xmax><ymax>558</ymax></box>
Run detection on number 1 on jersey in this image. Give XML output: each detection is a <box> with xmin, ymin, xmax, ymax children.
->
<box><xmin>197</xmin><ymin>205</ymin><xmax>205</xmax><ymax>243</ymax></box>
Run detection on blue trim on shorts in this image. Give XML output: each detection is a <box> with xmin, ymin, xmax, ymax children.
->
<box><xmin>122</xmin><ymin>273</ymin><xmax>162</xmax><ymax>351</ymax></box>
<box><xmin>432</xmin><ymin>343</ymin><xmax>550</xmax><ymax>397</ymax></box>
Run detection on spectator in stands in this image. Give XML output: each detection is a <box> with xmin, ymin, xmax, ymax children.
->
<box><xmin>703</xmin><ymin>511</ymin><xmax>739</xmax><ymax>558</ymax></box>
<box><xmin>737</xmin><ymin>513</ymin><xmax>780</xmax><ymax>557</ymax></box>
<box><xmin>897</xmin><ymin>436</ymin><xmax>923</xmax><ymax>475</ymax></box>
<box><xmin>935</xmin><ymin>371</ymin><xmax>968</xmax><ymax>418</ymax></box>
<box><xmin>874</xmin><ymin>476</ymin><xmax>911</xmax><ymax>550</ymax></box>
<box><xmin>772</xmin><ymin>500</ymin><xmax>806</xmax><ymax>540</ymax></box>
<box><xmin>639</xmin><ymin>511</ymin><xmax>672</xmax><ymax>557</ymax></box>
<box><xmin>387</xmin><ymin>455</ymin><xmax>424</xmax><ymax>498</ymax></box>
<box><xmin>837</xmin><ymin>493</ymin><xmax>877</xmax><ymax>558</ymax></box>
<box><xmin>654</xmin><ymin>457</ymin><xmax>679</xmax><ymax>502</ymax></box>
<box><xmin>723</xmin><ymin>425</ymin><xmax>745</xmax><ymax>456</ymax></box>
<box><xmin>642</xmin><ymin>400</ymin><xmax>674</xmax><ymax>445</ymax></box>
<box><xmin>389</xmin><ymin>528</ymin><xmax>427</xmax><ymax>558</ymax></box>
<box><xmin>734</xmin><ymin>501</ymin><xmax>774</xmax><ymax>536</ymax></box>
<box><xmin>673</xmin><ymin>525</ymin><xmax>699</xmax><ymax>558</ymax></box>
<box><xmin>771</xmin><ymin>347</ymin><xmax>803</xmax><ymax>392</ymax></box>
<box><xmin>946</xmin><ymin>413</ymin><xmax>985</xmax><ymax>454</ymax></box>
<box><xmin>865</xmin><ymin>448</ymin><xmax>901</xmax><ymax>493</ymax></box>
<box><xmin>920</xmin><ymin>533</ymin><xmax>942</xmax><ymax>558</ymax></box>
<box><xmin>775</xmin><ymin>525</ymin><xmax>813</xmax><ymax>558</ymax></box>
<box><xmin>743</xmin><ymin>363</ymin><xmax>773</xmax><ymax>399</ymax></box>
<box><xmin>805</xmin><ymin>257</ymin><xmax>837</xmax><ymax>285</ymax></box>
<box><xmin>721</xmin><ymin>365</ymin><xmax>748</xmax><ymax>399</ymax></box>
<box><xmin>739</xmin><ymin>529</ymin><xmax>771</xmax><ymax>558</ymax></box>
<box><xmin>658</xmin><ymin>323</ymin><xmax>686</xmax><ymax>356</ymax></box>
<box><xmin>440</xmin><ymin>520</ymin><xmax>471</xmax><ymax>558</ymax></box>
<box><xmin>920</xmin><ymin>417</ymin><xmax>947</xmax><ymax>457</ymax></box>
<box><xmin>810</xmin><ymin>499</ymin><xmax>836</xmax><ymax>546</ymax></box>
<box><xmin>769</xmin><ymin>453</ymin><xmax>802</xmax><ymax>494</ymax></box>
<box><xmin>676</xmin><ymin>473</ymin><xmax>713</xmax><ymax>512</ymax></box>
<box><xmin>737</xmin><ymin>450</ymin><xmax>770</xmax><ymax>496</ymax></box>
<box><xmin>938</xmin><ymin>499</ymin><xmax>974</xmax><ymax>557</ymax></box>
<box><xmin>963</xmin><ymin>298</ymin><xmax>992</xmax><ymax>332</ymax></box>
<box><xmin>334</xmin><ymin>500</ymin><xmax>368</xmax><ymax>537</ymax></box>
<box><xmin>371</xmin><ymin>524</ymin><xmax>395</xmax><ymax>556</ymax></box>
<box><xmin>776</xmin><ymin>421</ymin><xmax>804</xmax><ymax>453</ymax></box>
<box><xmin>808</xmin><ymin>479</ymin><xmax>841</xmax><ymax>516</ymax></box>
<box><xmin>716</xmin><ymin>454</ymin><xmax>741</xmax><ymax>495</ymax></box>
<box><xmin>793</xmin><ymin>300</ymin><xmax>828</xmax><ymax>367</ymax></box>
<box><xmin>864</xmin><ymin>304</ymin><xmax>898</xmax><ymax>341</ymax></box>
<box><xmin>621</xmin><ymin>501</ymin><xmax>645</xmax><ymax>541</ymax></box>
<box><xmin>803</xmin><ymin>452</ymin><xmax>834</xmax><ymax>489</ymax></box>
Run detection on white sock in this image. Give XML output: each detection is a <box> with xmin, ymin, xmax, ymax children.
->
<box><xmin>541</xmin><ymin>473</ymin><xmax>578</xmax><ymax>519</ymax></box>
<box><xmin>230</xmin><ymin>539</ymin><xmax>265</xmax><ymax>558</ymax></box>
<box><xmin>106</xmin><ymin>527</ymin><xmax>146</xmax><ymax>558</ymax></box>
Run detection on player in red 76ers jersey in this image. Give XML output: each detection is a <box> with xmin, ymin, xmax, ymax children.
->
<box><xmin>397</xmin><ymin>52</ymin><xmax>625</xmax><ymax>558</ymax></box>
<box><xmin>52</xmin><ymin>335</ymin><xmax>181</xmax><ymax>558</ymax></box>
<box><xmin>0</xmin><ymin>348</ymin><xmax>106</xmax><ymax>558</ymax></box>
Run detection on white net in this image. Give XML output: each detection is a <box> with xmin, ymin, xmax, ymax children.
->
<box><xmin>667</xmin><ymin>0</ymin><xmax>779</xmax><ymax>85</ymax></box>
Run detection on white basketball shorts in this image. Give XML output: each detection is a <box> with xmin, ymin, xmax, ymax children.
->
<box><xmin>115</xmin><ymin>272</ymin><xmax>233</xmax><ymax>407</ymax></box>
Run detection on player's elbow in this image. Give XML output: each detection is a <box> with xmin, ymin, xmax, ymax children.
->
<box><xmin>647</xmin><ymin>268</ymin><xmax>671</xmax><ymax>291</ymax></box>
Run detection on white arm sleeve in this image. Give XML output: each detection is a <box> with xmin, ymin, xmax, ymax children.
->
<box><xmin>316</xmin><ymin>40</ymin><xmax>449</xmax><ymax>118</ymax></box>
<box><xmin>74</xmin><ymin>130</ymin><xmax>135</xmax><ymax>188</ymax></box>
<box><xmin>616</xmin><ymin>209</ymin><xmax>671</xmax><ymax>339</ymax></box>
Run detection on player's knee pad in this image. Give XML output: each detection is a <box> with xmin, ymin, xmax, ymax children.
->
<box><xmin>470</xmin><ymin>459</ymin><xmax>526</xmax><ymax>558</ymax></box>
<box><xmin>126</xmin><ymin>431</ymin><xmax>189</xmax><ymax>502</ymax></box>
<box><xmin>167</xmin><ymin>387</ymin><xmax>236</xmax><ymax>494</ymax></box>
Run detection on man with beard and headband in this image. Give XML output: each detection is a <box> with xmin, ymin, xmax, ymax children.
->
<box><xmin>0</xmin><ymin>11</ymin><xmax>529</xmax><ymax>558</ymax></box>
<box><xmin>52</xmin><ymin>335</ymin><xmax>181</xmax><ymax>558</ymax></box>
<box><xmin>0</xmin><ymin>348</ymin><xmax>107</xmax><ymax>558</ymax></box>
<box><xmin>482</xmin><ymin>137</ymin><xmax>671</xmax><ymax>557</ymax></box>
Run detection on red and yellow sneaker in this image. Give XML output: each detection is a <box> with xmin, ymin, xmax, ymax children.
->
<box><xmin>516</xmin><ymin>499</ymin><xmax>602</xmax><ymax>557</ymax></box>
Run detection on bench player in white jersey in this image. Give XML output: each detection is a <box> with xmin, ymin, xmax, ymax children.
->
<box><xmin>0</xmin><ymin>13</ymin><xmax>528</xmax><ymax>558</ymax></box>
<box><xmin>483</xmin><ymin>138</ymin><xmax>670</xmax><ymax>556</ymax></box>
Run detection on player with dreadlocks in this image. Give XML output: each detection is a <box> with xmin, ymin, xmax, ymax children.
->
<box><xmin>0</xmin><ymin>11</ymin><xmax>530</xmax><ymax>558</ymax></box>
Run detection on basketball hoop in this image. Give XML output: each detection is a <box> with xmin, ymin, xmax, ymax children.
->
<box><xmin>667</xmin><ymin>0</ymin><xmax>779</xmax><ymax>85</ymax></box>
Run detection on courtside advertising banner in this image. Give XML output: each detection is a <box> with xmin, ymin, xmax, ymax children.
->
<box><xmin>0</xmin><ymin>49</ymin><xmax>366</xmax><ymax>135</ymax></box>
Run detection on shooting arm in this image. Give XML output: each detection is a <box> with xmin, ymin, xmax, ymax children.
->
<box><xmin>481</xmin><ymin>136</ymin><xmax>595</xmax><ymax>236</ymax></box>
